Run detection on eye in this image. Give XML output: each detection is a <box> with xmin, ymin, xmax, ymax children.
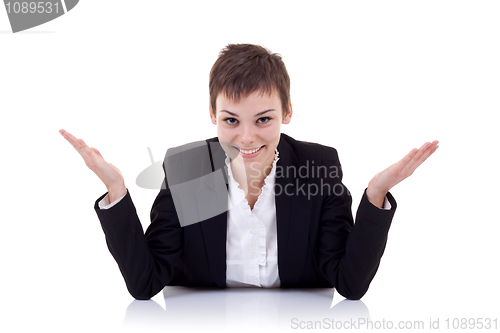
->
<box><xmin>257</xmin><ymin>117</ymin><xmax>271</xmax><ymax>124</ymax></box>
<box><xmin>223</xmin><ymin>117</ymin><xmax>238</xmax><ymax>125</ymax></box>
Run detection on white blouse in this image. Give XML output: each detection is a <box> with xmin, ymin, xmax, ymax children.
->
<box><xmin>225</xmin><ymin>148</ymin><xmax>281</xmax><ymax>288</ymax></box>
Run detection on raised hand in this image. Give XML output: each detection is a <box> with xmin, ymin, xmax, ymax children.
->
<box><xmin>366</xmin><ymin>140</ymin><xmax>439</xmax><ymax>208</ymax></box>
<box><xmin>59</xmin><ymin>129</ymin><xmax>127</xmax><ymax>202</ymax></box>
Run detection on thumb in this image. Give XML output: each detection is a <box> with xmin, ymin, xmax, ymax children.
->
<box><xmin>91</xmin><ymin>147</ymin><xmax>103</xmax><ymax>159</ymax></box>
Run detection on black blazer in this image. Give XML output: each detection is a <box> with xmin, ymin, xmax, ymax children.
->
<box><xmin>95</xmin><ymin>133</ymin><xmax>397</xmax><ymax>300</ymax></box>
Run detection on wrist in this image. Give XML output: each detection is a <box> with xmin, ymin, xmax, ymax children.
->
<box><xmin>107</xmin><ymin>183</ymin><xmax>126</xmax><ymax>203</ymax></box>
<box><xmin>366</xmin><ymin>186</ymin><xmax>387</xmax><ymax>209</ymax></box>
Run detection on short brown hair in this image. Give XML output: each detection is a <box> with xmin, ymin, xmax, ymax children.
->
<box><xmin>209</xmin><ymin>44</ymin><xmax>291</xmax><ymax>118</ymax></box>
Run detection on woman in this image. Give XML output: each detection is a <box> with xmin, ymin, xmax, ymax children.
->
<box><xmin>60</xmin><ymin>44</ymin><xmax>438</xmax><ymax>300</ymax></box>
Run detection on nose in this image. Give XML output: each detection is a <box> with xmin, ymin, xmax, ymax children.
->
<box><xmin>239</xmin><ymin>123</ymin><xmax>256</xmax><ymax>146</ymax></box>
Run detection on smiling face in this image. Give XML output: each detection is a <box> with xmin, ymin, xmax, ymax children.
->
<box><xmin>210</xmin><ymin>90</ymin><xmax>292</xmax><ymax>174</ymax></box>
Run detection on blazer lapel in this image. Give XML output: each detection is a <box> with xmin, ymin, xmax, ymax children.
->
<box><xmin>275</xmin><ymin>134</ymin><xmax>313</xmax><ymax>287</ymax></box>
<box><xmin>198</xmin><ymin>139</ymin><xmax>228</xmax><ymax>288</ymax></box>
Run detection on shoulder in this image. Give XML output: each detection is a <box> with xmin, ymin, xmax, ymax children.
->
<box><xmin>280</xmin><ymin>133</ymin><xmax>341</xmax><ymax>164</ymax></box>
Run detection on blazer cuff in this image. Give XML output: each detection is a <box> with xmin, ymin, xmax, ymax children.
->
<box><xmin>356</xmin><ymin>189</ymin><xmax>397</xmax><ymax>229</ymax></box>
<box><xmin>94</xmin><ymin>189</ymin><xmax>137</xmax><ymax>227</ymax></box>
<box><xmin>98</xmin><ymin>191</ymin><xmax>128</xmax><ymax>210</ymax></box>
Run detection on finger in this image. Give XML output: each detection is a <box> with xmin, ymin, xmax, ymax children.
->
<box><xmin>60</xmin><ymin>129</ymin><xmax>82</xmax><ymax>149</ymax></box>
<box><xmin>415</xmin><ymin>141</ymin><xmax>439</xmax><ymax>164</ymax></box>
<box><xmin>401</xmin><ymin>141</ymin><xmax>439</xmax><ymax>176</ymax></box>
<box><xmin>430</xmin><ymin>143</ymin><xmax>439</xmax><ymax>154</ymax></box>
<box><xmin>72</xmin><ymin>137</ymin><xmax>89</xmax><ymax>152</ymax></box>
<box><xmin>91</xmin><ymin>147</ymin><xmax>103</xmax><ymax>159</ymax></box>
<box><xmin>60</xmin><ymin>130</ymin><xmax>96</xmax><ymax>160</ymax></box>
<box><xmin>394</xmin><ymin>148</ymin><xmax>418</xmax><ymax>173</ymax></box>
<box><xmin>59</xmin><ymin>129</ymin><xmax>75</xmax><ymax>142</ymax></box>
<box><xmin>424</xmin><ymin>145</ymin><xmax>439</xmax><ymax>163</ymax></box>
<box><xmin>405</xmin><ymin>141</ymin><xmax>431</xmax><ymax>167</ymax></box>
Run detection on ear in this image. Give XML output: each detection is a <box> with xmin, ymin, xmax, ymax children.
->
<box><xmin>209</xmin><ymin>104</ymin><xmax>217</xmax><ymax>124</ymax></box>
<box><xmin>282</xmin><ymin>103</ymin><xmax>293</xmax><ymax>124</ymax></box>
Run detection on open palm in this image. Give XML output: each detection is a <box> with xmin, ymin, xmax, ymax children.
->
<box><xmin>367</xmin><ymin>140</ymin><xmax>439</xmax><ymax>207</ymax></box>
<box><xmin>60</xmin><ymin>129</ymin><xmax>126</xmax><ymax>201</ymax></box>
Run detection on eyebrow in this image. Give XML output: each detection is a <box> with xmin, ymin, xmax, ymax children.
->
<box><xmin>220</xmin><ymin>109</ymin><xmax>276</xmax><ymax>117</ymax></box>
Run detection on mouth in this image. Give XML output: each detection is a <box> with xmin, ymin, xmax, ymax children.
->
<box><xmin>233</xmin><ymin>145</ymin><xmax>265</xmax><ymax>156</ymax></box>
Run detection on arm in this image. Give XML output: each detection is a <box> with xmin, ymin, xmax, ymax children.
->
<box><xmin>324</xmin><ymin>188</ymin><xmax>396</xmax><ymax>300</ymax></box>
<box><xmin>317</xmin><ymin>160</ymin><xmax>395</xmax><ymax>300</ymax></box>
<box><xmin>60</xmin><ymin>129</ymin><xmax>183</xmax><ymax>300</ymax></box>
<box><xmin>96</xmin><ymin>174</ymin><xmax>184</xmax><ymax>300</ymax></box>
<box><xmin>318</xmin><ymin>141</ymin><xmax>438</xmax><ymax>299</ymax></box>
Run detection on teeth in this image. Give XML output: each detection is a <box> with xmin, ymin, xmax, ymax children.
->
<box><xmin>240</xmin><ymin>146</ymin><xmax>262</xmax><ymax>154</ymax></box>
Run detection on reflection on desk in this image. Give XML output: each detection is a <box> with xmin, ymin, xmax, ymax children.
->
<box><xmin>123</xmin><ymin>287</ymin><xmax>370</xmax><ymax>332</ymax></box>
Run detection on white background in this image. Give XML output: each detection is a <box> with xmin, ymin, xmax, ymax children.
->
<box><xmin>1</xmin><ymin>1</ymin><xmax>499</xmax><ymax>332</ymax></box>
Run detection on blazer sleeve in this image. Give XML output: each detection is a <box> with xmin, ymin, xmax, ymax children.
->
<box><xmin>317</xmin><ymin>147</ymin><xmax>397</xmax><ymax>300</ymax></box>
<box><xmin>94</xmin><ymin>158</ymin><xmax>184</xmax><ymax>300</ymax></box>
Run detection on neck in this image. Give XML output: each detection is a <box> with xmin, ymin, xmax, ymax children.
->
<box><xmin>230</xmin><ymin>156</ymin><xmax>274</xmax><ymax>196</ymax></box>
